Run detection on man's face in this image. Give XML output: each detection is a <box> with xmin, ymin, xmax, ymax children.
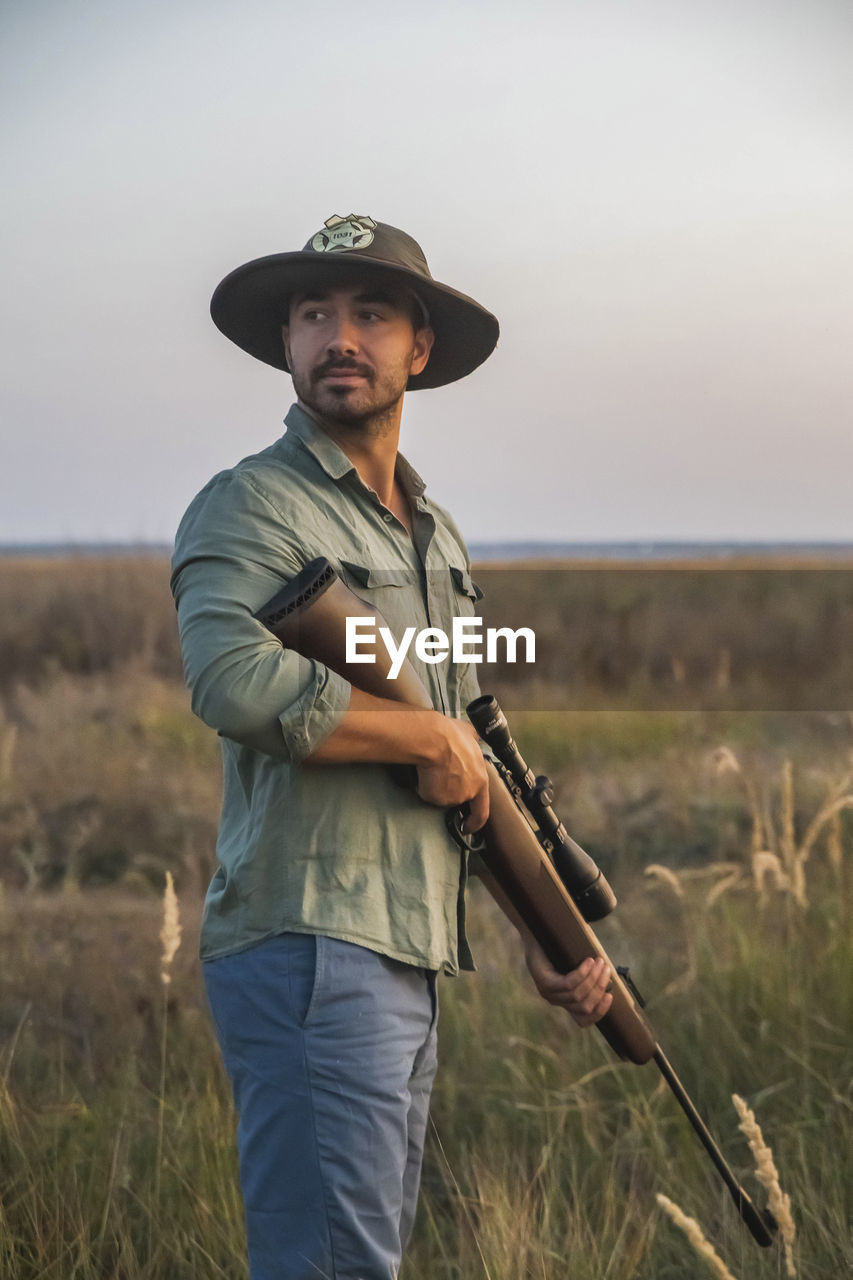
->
<box><xmin>282</xmin><ymin>279</ymin><xmax>433</xmax><ymax>429</ymax></box>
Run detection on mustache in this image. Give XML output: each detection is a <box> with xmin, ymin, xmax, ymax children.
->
<box><xmin>311</xmin><ymin>357</ymin><xmax>374</xmax><ymax>382</ymax></box>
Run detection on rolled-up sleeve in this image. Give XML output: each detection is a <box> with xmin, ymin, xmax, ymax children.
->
<box><xmin>171</xmin><ymin>470</ymin><xmax>351</xmax><ymax>764</ymax></box>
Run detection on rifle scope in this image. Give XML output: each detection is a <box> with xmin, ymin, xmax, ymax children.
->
<box><xmin>467</xmin><ymin>694</ymin><xmax>617</xmax><ymax>923</ymax></box>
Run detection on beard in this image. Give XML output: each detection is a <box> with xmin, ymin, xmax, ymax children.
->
<box><xmin>290</xmin><ymin>353</ymin><xmax>413</xmax><ymax>435</ymax></box>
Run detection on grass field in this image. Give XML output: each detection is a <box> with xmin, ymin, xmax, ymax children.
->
<box><xmin>0</xmin><ymin>556</ymin><xmax>851</xmax><ymax>1278</ymax></box>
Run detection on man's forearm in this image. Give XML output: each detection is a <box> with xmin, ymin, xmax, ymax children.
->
<box><xmin>306</xmin><ymin>687</ymin><xmax>443</xmax><ymax>766</ymax></box>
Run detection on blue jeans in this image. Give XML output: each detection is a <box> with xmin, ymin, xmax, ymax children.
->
<box><xmin>204</xmin><ymin>933</ymin><xmax>439</xmax><ymax>1279</ymax></box>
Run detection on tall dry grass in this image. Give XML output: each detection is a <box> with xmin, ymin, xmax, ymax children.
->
<box><xmin>155</xmin><ymin>871</ymin><xmax>183</xmax><ymax>1209</ymax></box>
<box><xmin>0</xmin><ymin>720</ymin><xmax>849</xmax><ymax>1277</ymax></box>
<box><xmin>0</xmin><ymin>667</ymin><xmax>220</xmax><ymax>897</ymax></box>
<box><xmin>0</xmin><ymin>556</ymin><xmax>851</xmax><ymax>1276</ymax></box>
<box><xmin>3</xmin><ymin>554</ymin><xmax>853</xmax><ymax>710</ymax></box>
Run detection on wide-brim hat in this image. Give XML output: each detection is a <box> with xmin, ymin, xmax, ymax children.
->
<box><xmin>210</xmin><ymin>214</ymin><xmax>499</xmax><ymax>390</ymax></box>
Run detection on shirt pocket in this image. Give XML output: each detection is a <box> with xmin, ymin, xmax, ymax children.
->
<box><xmin>338</xmin><ymin>561</ymin><xmax>416</xmax><ymax>628</ymax></box>
<box><xmin>337</xmin><ymin>557</ymin><xmax>421</xmax><ymax>654</ymax></box>
<box><xmin>339</xmin><ymin>562</ymin><xmax>414</xmax><ymax>592</ymax></box>
<box><xmin>449</xmin><ymin>566</ymin><xmax>484</xmax><ymax>606</ymax></box>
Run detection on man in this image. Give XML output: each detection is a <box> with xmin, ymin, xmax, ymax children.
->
<box><xmin>171</xmin><ymin>213</ymin><xmax>612</xmax><ymax>1280</ymax></box>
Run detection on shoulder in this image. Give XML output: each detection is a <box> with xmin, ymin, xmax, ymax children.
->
<box><xmin>174</xmin><ymin>435</ymin><xmax>316</xmax><ymax>543</ymax></box>
<box><xmin>171</xmin><ymin>437</ymin><xmax>319</xmax><ymax>589</ymax></box>
<box><xmin>230</xmin><ymin>432</ymin><xmax>316</xmax><ymax>512</ymax></box>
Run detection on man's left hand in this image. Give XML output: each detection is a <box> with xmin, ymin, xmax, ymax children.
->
<box><xmin>523</xmin><ymin>938</ymin><xmax>613</xmax><ymax>1028</ymax></box>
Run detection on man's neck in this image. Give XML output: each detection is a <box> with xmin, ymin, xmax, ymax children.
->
<box><xmin>297</xmin><ymin>398</ymin><xmax>402</xmax><ymax>510</ymax></box>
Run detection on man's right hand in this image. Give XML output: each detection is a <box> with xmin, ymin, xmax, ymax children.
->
<box><xmin>415</xmin><ymin>716</ymin><xmax>490</xmax><ymax>833</ymax></box>
<box><xmin>306</xmin><ymin>690</ymin><xmax>490</xmax><ymax>831</ymax></box>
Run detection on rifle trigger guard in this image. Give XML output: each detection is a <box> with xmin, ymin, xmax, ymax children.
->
<box><xmin>446</xmin><ymin>806</ymin><xmax>485</xmax><ymax>854</ymax></box>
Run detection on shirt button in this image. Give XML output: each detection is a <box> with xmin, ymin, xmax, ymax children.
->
<box><xmin>383</xmin><ymin>512</ymin><xmax>393</xmax><ymax>522</ymax></box>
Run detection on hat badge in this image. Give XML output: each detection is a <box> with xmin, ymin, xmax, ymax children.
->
<box><xmin>311</xmin><ymin>214</ymin><xmax>377</xmax><ymax>254</ymax></box>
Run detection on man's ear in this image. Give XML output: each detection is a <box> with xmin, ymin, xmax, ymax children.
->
<box><xmin>410</xmin><ymin>326</ymin><xmax>434</xmax><ymax>377</ymax></box>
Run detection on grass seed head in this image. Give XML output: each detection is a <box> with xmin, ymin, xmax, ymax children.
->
<box><xmin>732</xmin><ymin>1094</ymin><xmax>797</xmax><ymax>1277</ymax></box>
<box><xmin>644</xmin><ymin>864</ymin><xmax>684</xmax><ymax>898</ymax></box>
<box><xmin>827</xmin><ymin>809</ymin><xmax>843</xmax><ymax>875</ymax></box>
<box><xmin>159</xmin><ymin>871</ymin><xmax>182</xmax><ymax>985</ymax></box>
<box><xmin>712</xmin><ymin>746</ymin><xmax>742</xmax><ymax>778</ymax></box>
<box><xmin>751</xmin><ymin>850</ymin><xmax>790</xmax><ymax>900</ymax></box>
<box><xmin>704</xmin><ymin>864</ymin><xmax>743</xmax><ymax>907</ymax></box>
<box><xmin>655</xmin><ymin>1194</ymin><xmax>738</xmax><ymax>1280</ymax></box>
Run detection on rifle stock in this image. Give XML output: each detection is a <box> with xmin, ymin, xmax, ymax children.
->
<box><xmin>256</xmin><ymin>557</ymin><xmax>433</xmax><ymax>710</ymax></box>
<box><xmin>255</xmin><ymin>557</ymin><xmax>778</xmax><ymax>1249</ymax></box>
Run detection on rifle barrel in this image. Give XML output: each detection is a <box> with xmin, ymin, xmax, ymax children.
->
<box><xmin>653</xmin><ymin>1047</ymin><xmax>778</xmax><ymax>1247</ymax></box>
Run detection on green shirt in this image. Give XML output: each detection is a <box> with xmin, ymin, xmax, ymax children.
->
<box><xmin>171</xmin><ymin>403</ymin><xmax>483</xmax><ymax>972</ymax></box>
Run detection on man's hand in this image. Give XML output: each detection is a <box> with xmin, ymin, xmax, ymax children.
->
<box><xmin>307</xmin><ymin>691</ymin><xmax>489</xmax><ymax>831</ymax></box>
<box><xmin>523</xmin><ymin>935</ymin><xmax>614</xmax><ymax>1028</ymax></box>
<box><xmin>416</xmin><ymin>717</ymin><xmax>490</xmax><ymax>833</ymax></box>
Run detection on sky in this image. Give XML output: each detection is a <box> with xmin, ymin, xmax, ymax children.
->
<box><xmin>2</xmin><ymin>0</ymin><xmax>852</xmax><ymax>546</ymax></box>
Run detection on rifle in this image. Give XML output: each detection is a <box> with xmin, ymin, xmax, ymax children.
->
<box><xmin>255</xmin><ymin>557</ymin><xmax>778</xmax><ymax>1249</ymax></box>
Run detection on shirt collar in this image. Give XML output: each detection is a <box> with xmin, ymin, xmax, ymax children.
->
<box><xmin>395</xmin><ymin>452</ymin><xmax>426</xmax><ymax>500</ymax></box>
<box><xmin>283</xmin><ymin>402</ymin><xmax>427</xmax><ymax>501</ymax></box>
<box><xmin>284</xmin><ymin>403</ymin><xmax>356</xmax><ymax>482</ymax></box>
